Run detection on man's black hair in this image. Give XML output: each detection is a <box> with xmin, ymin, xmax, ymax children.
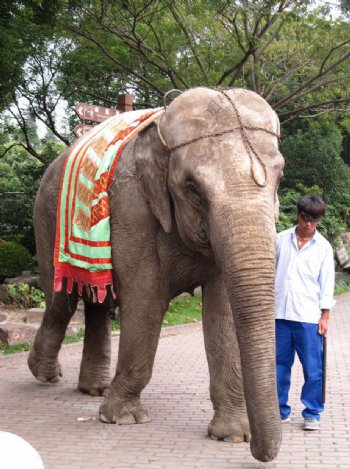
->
<box><xmin>297</xmin><ymin>195</ymin><xmax>325</xmax><ymax>218</ymax></box>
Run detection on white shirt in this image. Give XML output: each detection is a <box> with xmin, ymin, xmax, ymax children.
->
<box><xmin>275</xmin><ymin>226</ymin><xmax>335</xmax><ymax>324</ymax></box>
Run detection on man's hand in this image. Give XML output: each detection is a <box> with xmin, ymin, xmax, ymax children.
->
<box><xmin>318</xmin><ymin>309</ymin><xmax>330</xmax><ymax>336</ymax></box>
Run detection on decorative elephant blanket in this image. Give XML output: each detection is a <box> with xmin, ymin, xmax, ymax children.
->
<box><xmin>54</xmin><ymin>107</ymin><xmax>163</xmax><ymax>302</ymax></box>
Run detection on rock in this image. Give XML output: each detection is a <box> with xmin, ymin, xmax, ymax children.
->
<box><xmin>0</xmin><ymin>323</ymin><xmax>38</xmax><ymax>346</ymax></box>
<box><xmin>25</xmin><ymin>308</ymin><xmax>44</xmax><ymax>324</ymax></box>
<box><xmin>4</xmin><ymin>271</ymin><xmax>40</xmax><ymax>288</ymax></box>
<box><xmin>25</xmin><ymin>307</ymin><xmax>84</xmax><ymax>326</ymax></box>
<box><xmin>0</xmin><ymin>285</ymin><xmax>9</xmax><ymax>303</ymax></box>
<box><xmin>0</xmin><ymin>312</ymin><xmax>8</xmax><ymax>323</ymax></box>
<box><xmin>341</xmin><ymin>232</ymin><xmax>350</xmax><ymax>244</ymax></box>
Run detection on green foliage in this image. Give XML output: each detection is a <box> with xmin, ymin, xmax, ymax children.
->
<box><xmin>3</xmin><ymin>0</ymin><xmax>350</xmax><ymax>132</ymax></box>
<box><xmin>275</xmin><ymin>211</ymin><xmax>294</xmax><ymax>233</ymax></box>
<box><xmin>6</xmin><ymin>283</ymin><xmax>45</xmax><ymax>308</ymax></box>
<box><xmin>0</xmin><ymin>241</ymin><xmax>33</xmax><ymax>279</ymax></box>
<box><xmin>0</xmin><ymin>0</ymin><xmax>60</xmax><ymax>111</ymax></box>
<box><xmin>278</xmin><ymin>120</ymin><xmax>350</xmax><ymax>247</ymax></box>
<box><xmin>340</xmin><ymin>0</ymin><xmax>350</xmax><ymax>16</ymax></box>
<box><xmin>0</xmin><ymin>133</ymin><xmax>65</xmax><ymax>253</ymax></box>
<box><xmin>280</xmin><ymin>121</ymin><xmax>350</xmax><ymax>205</ymax></box>
<box><xmin>331</xmin><ymin>193</ymin><xmax>350</xmax><ymax>230</ymax></box>
<box><xmin>318</xmin><ymin>215</ymin><xmax>346</xmax><ymax>249</ymax></box>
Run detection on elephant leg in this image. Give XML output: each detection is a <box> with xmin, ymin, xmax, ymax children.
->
<box><xmin>99</xmin><ymin>293</ymin><xmax>167</xmax><ymax>425</ymax></box>
<box><xmin>202</xmin><ymin>274</ymin><xmax>250</xmax><ymax>443</ymax></box>
<box><xmin>28</xmin><ymin>288</ymin><xmax>78</xmax><ymax>383</ymax></box>
<box><xmin>78</xmin><ymin>301</ymin><xmax>112</xmax><ymax>396</ymax></box>
<box><xmin>29</xmin><ymin>196</ymin><xmax>79</xmax><ymax>383</ymax></box>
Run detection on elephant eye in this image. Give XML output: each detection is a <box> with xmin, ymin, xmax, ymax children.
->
<box><xmin>184</xmin><ymin>180</ymin><xmax>201</xmax><ymax>204</ymax></box>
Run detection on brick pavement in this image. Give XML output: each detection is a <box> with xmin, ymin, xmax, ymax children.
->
<box><xmin>0</xmin><ymin>294</ymin><xmax>350</xmax><ymax>469</ymax></box>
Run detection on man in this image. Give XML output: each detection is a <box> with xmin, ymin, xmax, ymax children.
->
<box><xmin>275</xmin><ymin>195</ymin><xmax>335</xmax><ymax>430</ymax></box>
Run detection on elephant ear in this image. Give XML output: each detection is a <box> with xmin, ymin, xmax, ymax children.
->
<box><xmin>134</xmin><ymin>122</ymin><xmax>172</xmax><ymax>233</ymax></box>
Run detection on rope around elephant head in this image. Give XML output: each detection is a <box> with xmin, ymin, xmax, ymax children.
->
<box><xmin>156</xmin><ymin>88</ymin><xmax>280</xmax><ymax>187</ymax></box>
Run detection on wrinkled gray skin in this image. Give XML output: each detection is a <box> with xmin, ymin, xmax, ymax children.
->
<box><xmin>28</xmin><ymin>88</ymin><xmax>284</xmax><ymax>462</ymax></box>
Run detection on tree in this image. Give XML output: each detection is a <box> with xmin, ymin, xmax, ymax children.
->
<box><xmin>340</xmin><ymin>0</ymin><xmax>350</xmax><ymax>16</ymax></box>
<box><xmin>1</xmin><ymin>1</ymin><xmax>350</xmax><ymax>168</ymax></box>
<box><xmin>2</xmin><ymin>0</ymin><xmax>350</xmax><ymax>252</ymax></box>
<box><xmin>2</xmin><ymin>1</ymin><xmax>350</xmax><ymax>147</ymax></box>
<box><xmin>0</xmin><ymin>1</ymin><xmax>73</xmax><ymax>158</ymax></box>
<box><xmin>0</xmin><ymin>0</ymin><xmax>62</xmax><ymax>111</ymax></box>
<box><xmin>56</xmin><ymin>0</ymin><xmax>350</xmax><ymax>118</ymax></box>
<box><xmin>0</xmin><ymin>121</ymin><xmax>65</xmax><ymax>252</ymax></box>
<box><xmin>280</xmin><ymin>120</ymin><xmax>350</xmax><ymax>203</ymax></box>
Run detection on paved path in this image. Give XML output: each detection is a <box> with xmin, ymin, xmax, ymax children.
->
<box><xmin>1</xmin><ymin>295</ymin><xmax>350</xmax><ymax>469</ymax></box>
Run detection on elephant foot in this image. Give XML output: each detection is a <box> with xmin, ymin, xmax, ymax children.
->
<box><xmin>78</xmin><ymin>378</ymin><xmax>111</xmax><ymax>397</ymax></box>
<box><xmin>208</xmin><ymin>413</ymin><xmax>250</xmax><ymax>443</ymax></box>
<box><xmin>28</xmin><ymin>349</ymin><xmax>62</xmax><ymax>384</ymax></box>
<box><xmin>99</xmin><ymin>393</ymin><xmax>151</xmax><ymax>425</ymax></box>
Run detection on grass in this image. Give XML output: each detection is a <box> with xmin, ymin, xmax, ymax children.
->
<box><xmin>62</xmin><ymin>330</ymin><xmax>85</xmax><ymax>344</ymax></box>
<box><xmin>0</xmin><ymin>294</ymin><xmax>202</xmax><ymax>355</ymax></box>
<box><xmin>0</xmin><ymin>342</ymin><xmax>31</xmax><ymax>354</ymax></box>
<box><xmin>162</xmin><ymin>294</ymin><xmax>202</xmax><ymax>326</ymax></box>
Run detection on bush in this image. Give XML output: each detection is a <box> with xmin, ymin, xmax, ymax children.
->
<box><xmin>6</xmin><ymin>282</ymin><xmax>45</xmax><ymax>308</ymax></box>
<box><xmin>280</xmin><ymin>121</ymin><xmax>350</xmax><ymax>206</ymax></box>
<box><xmin>0</xmin><ymin>240</ymin><xmax>33</xmax><ymax>280</ymax></box>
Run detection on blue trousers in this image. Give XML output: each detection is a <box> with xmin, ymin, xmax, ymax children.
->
<box><xmin>275</xmin><ymin>319</ymin><xmax>324</xmax><ymax>421</ymax></box>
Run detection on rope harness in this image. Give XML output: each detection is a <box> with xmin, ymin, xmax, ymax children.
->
<box><xmin>157</xmin><ymin>88</ymin><xmax>280</xmax><ymax>187</ymax></box>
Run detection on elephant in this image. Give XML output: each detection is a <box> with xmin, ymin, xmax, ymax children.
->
<box><xmin>28</xmin><ymin>87</ymin><xmax>284</xmax><ymax>462</ymax></box>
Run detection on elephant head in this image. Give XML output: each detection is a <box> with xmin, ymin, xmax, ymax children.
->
<box><xmin>135</xmin><ymin>87</ymin><xmax>284</xmax><ymax>461</ymax></box>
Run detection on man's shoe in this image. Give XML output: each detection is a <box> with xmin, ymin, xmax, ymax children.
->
<box><xmin>281</xmin><ymin>417</ymin><xmax>291</xmax><ymax>423</ymax></box>
<box><xmin>303</xmin><ymin>418</ymin><xmax>320</xmax><ymax>430</ymax></box>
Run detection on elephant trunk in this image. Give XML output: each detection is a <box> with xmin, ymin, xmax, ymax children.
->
<box><xmin>210</xmin><ymin>203</ymin><xmax>281</xmax><ymax>462</ymax></box>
